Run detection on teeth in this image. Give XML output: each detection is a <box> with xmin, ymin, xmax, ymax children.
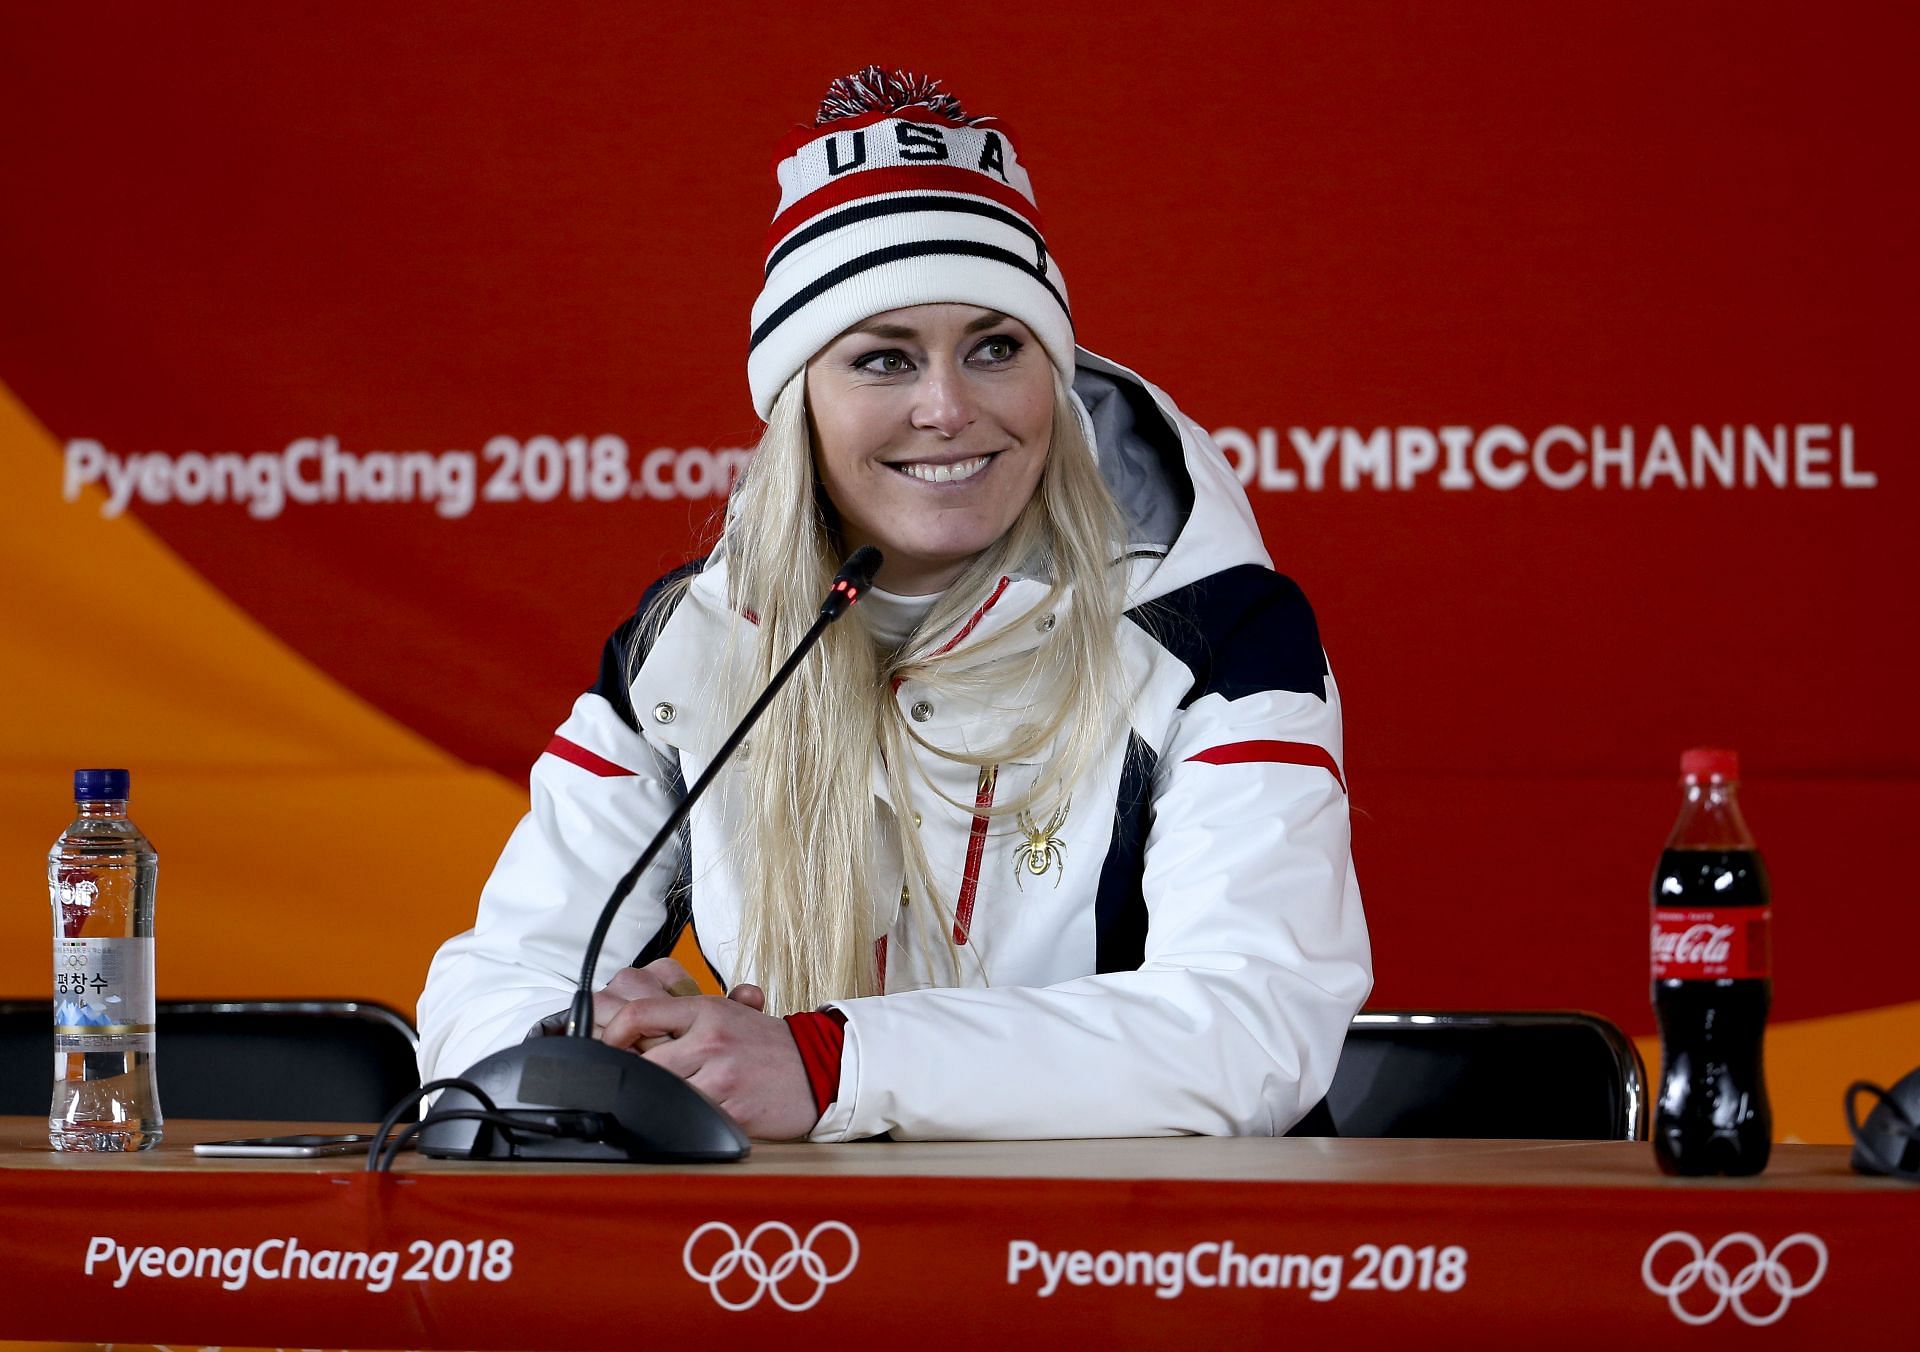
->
<box><xmin>896</xmin><ymin>455</ymin><xmax>990</xmax><ymax>484</ymax></box>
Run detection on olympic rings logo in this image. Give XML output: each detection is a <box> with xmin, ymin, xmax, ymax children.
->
<box><xmin>1640</xmin><ymin>1231</ymin><xmax>1828</xmax><ymax>1326</ymax></box>
<box><xmin>682</xmin><ymin>1220</ymin><xmax>860</xmax><ymax>1312</ymax></box>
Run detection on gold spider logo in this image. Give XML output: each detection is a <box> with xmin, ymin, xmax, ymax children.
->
<box><xmin>1012</xmin><ymin>800</ymin><xmax>1070</xmax><ymax>888</ymax></box>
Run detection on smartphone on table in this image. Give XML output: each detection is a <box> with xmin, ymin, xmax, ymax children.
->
<box><xmin>192</xmin><ymin>1133</ymin><xmax>402</xmax><ymax>1158</ymax></box>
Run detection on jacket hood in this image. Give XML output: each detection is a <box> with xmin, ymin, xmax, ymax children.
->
<box><xmin>1071</xmin><ymin>346</ymin><xmax>1272</xmax><ymax>607</ymax></box>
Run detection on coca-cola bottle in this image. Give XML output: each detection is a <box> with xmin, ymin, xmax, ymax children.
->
<box><xmin>1651</xmin><ymin>747</ymin><xmax>1772</xmax><ymax>1175</ymax></box>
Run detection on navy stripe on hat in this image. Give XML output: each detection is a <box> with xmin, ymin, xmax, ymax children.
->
<box><xmin>766</xmin><ymin>194</ymin><xmax>1049</xmax><ymax>279</ymax></box>
<box><xmin>750</xmin><ymin>239</ymin><xmax>1072</xmax><ymax>354</ymax></box>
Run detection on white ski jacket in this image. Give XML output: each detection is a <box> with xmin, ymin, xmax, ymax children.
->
<box><xmin>418</xmin><ymin>347</ymin><xmax>1372</xmax><ymax>1141</ymax></box>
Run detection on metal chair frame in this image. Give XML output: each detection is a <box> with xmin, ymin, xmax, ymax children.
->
<box><xmin>7</xmin><ymin>999</ymin><xmax>1645</xmax><ymax>1139</ymax></box>
<box><xmin>139</xmin><ymin>998</ymin><xmax>418</xmax><ymax>1047</ymax></box>
<box><xmin>1335</xmin><ymin>1009</ymin><xmax>1648</xmax><ymax>1141</ymax></box>
<box><xmin>1</xmin><ymin>997</ymin><xmax>419</xmax><ymax>1122</ymax></box>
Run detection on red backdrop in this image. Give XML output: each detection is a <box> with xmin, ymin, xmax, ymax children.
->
<box><xmin>2</xmin><ymin>2</ymin><xmax>1912</xmax><ymax>1141</ymax></box>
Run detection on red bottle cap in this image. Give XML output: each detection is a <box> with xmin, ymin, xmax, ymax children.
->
<box><xmin>1679</xmin><ymin>747</ymin><xmax>1740</xmax><ymax>782</ymax></box>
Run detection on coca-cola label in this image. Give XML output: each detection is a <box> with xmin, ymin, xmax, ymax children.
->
<box><xmin>1651</xmin><ymin>908</ymin><xmax>1772</xmax><ymax>980</ymax></box>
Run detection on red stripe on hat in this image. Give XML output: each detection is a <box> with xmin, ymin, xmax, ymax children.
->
<box><xmin>767</xmin><ymin>167</ymin><xmax>1043</xmax><ymax>258</ymax></box>
<box><xmin>543</xmin><ymin>735</ymin><xmax>637</xmax><ymax>778</ymax></box>
<box><xmin>1185</xmin><ymin>740</ymin><xmax>1347</xmax><ymax>792</ymax></box>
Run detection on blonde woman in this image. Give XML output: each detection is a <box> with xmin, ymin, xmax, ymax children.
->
<box><xmin>418</xmin><ymin>69</ymin><xmax>1372</xmax><ymax>1141</ymax></box>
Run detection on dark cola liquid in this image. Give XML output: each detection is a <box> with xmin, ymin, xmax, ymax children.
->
<box><xmin>1652</xmin><ymin>848</ymin><xmax>1772</xmax><ymax>1176</ymax></box>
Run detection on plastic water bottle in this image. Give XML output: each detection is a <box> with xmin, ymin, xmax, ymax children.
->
<box><xmin>48</xmin><ymin>768</ymin><xmax>162</xmax><ymax>1151</ymax></box>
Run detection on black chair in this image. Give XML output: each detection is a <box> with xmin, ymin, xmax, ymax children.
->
<box><xmin>1</xmin><ymin>999</ymin><xmax>421</xmax><ymax>1123</ymax></box>
<box><xmin>1324</xmin><ymin>1010</ymin><xmax>1647</xmax><ymax>1140</ymax></box>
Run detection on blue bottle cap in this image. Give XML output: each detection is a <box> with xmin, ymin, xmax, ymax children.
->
<box><xmin>74</xmin><ymin>768</ymin><xmax>130</xmax><ymax>801</ymax></box>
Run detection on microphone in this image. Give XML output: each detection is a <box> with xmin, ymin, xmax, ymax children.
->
<box><xmin>417</xmin><ymin>546</ymin><xmax>883</xmax><ymax>1163</ymax></box>
<box><xmin>820</xmin><ymin>544</ymin><xmax>882</xmax><ymax>620</ymax></box>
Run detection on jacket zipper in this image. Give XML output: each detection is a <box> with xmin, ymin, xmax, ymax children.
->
<box><xmin>953</xmin><ymin>764</ymin><xmax>999</xmax><ymax>945</ymax></box>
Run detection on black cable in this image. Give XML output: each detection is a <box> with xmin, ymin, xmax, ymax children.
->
<box><xmin>370</xmin><ymin>1108</ymin><xmax>572</xmax><ymax>1173</ymax></box>
<box><xmin>1846</xmin><ymin>1080</ymin><xmax>1915</xmax><ymax>1177</ymax></box>
<box><xmin>366</xmin><ymin>1077</ymin><xmax>500</xmax><ymax>1173</ymax></box>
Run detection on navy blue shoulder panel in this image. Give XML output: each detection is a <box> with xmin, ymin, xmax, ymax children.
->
<box><xmin>1126</xmin><ymin>564</ymin><xmax>1328</xmax><ymax>709</ymax></box>
<box><xmin>582</xmin><ymin>559</ymin><xmax>702</xmax><ymax>967</ymax></box>
<box><xmin>591</xmin><ymin>557</ymin><xmax>706</xmax><ymax>732</ymax></box>
<box><xmin>1093</xmin><ymin>733</ymin><xmax>1159</xmax><ymax>974</ymax></box>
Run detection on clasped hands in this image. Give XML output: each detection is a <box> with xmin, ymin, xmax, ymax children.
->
<box><xmin>590</xmin><ymin>958</ymin><xmax>818</xmax><ymax>1141</ymax></box>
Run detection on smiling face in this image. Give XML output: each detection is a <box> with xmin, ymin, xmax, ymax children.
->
<box><xmin>805</xmin><ymin>303</ymin><xmax>1056</xmax><ymax>596</ymax></box>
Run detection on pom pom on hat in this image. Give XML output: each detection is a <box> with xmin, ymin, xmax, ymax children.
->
<box><xmin>813</xmin><ymin>66</ymin><xmax>981</xmax><ymax>127</ymax></box>
<box><xmin>747</xmin><ymin>67</ymin><xmax>1074</xmax><ymax>419</ymax></box>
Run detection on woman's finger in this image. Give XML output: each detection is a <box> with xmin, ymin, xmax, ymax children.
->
<box><xmin>590</xmin><ymin>988</ymin><xmax>632</xmax><ymax>1033</ymax></box>
<box><xmin>638</xmin><ymin>956</ymin><xmax>694</xmax><ymax>992</ymax></box>
<box><xmin>601</xmin><ymin>966</ymin><xmax>667</xmax><ymax>1002</ymax></box>
<box><xmin>600</xmin><ymin>993</ymin><xmax>699</xmax><ymax>1050</ymax></box>
<box><xmin>642</xmin><ymin>1028</ymin><xmax>709</xmax><ymax>1079</ymax></box>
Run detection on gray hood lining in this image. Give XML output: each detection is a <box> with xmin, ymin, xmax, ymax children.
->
<box><xmin>1073</xmin><ymin>365</ymin><xmax>1194</xmax><ymax>551</ymax></box>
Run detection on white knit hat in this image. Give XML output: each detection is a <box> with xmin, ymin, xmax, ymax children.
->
<box><xmin>747</xmin><ymin>68</ymin><xmax>1075</xmax><ymax>419</ymax></box>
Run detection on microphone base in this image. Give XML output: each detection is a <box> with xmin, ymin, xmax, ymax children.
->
<box><xmin>419</xmin><ymin>1036</ymin><xmax>751</xmax><ymax>1163</ymax></box>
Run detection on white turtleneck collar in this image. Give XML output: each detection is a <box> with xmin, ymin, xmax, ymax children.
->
<box><xmin>857</xmin><ymin>584</ymin><xmax>943</xmax><ymax>649</ymax></box>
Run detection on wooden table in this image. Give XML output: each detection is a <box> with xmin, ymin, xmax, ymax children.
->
<box><xmin>0</xmin><ymin>1118</ymin><xmax>1911</xmax><ymax>1348</ymax></box>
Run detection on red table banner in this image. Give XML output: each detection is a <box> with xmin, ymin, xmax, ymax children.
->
<box><xmin>0</xmin><ymin>1125</ymin><xmax>1912</xmax><ymax>1348</ymax></box>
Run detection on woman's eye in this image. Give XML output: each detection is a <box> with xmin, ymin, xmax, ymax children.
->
<box><xmin>856</xmin><ymin>351</ymin><xmax>912</xmax><ymax>374</ymax></box>
<box><xmin>973</xmin><ymin>336</ymin><xmax>1022</xmax><ymax>363</ymax></box>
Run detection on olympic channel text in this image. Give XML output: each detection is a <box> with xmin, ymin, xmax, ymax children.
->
<box><xmin>61</xmin><ymin>422</ymin><xmax>1871</xmax><ymax>520</ymax></box>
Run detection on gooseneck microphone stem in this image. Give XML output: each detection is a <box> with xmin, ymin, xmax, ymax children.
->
<box><xmin>564</xmin><ymin>545</ymin><xmax>883</xmax><ymax>1037</ymax></box>
<box><xmin>563</xmin><ymin>610</ymin><xmax>829</xmax><ymax>1034</ymax></box>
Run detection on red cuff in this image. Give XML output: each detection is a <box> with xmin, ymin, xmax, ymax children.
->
<box><xmin>783</xmin><ymin>1009</ymin><xmax>848</xmax><ymax>1119</ymax></box>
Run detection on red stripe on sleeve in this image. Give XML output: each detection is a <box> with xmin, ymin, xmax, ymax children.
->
<box><xmin>543</xmin><ymin>735</ymin><xmax>637</xmax><ymax>778</ymax></box>
<box><xmin>783</xmin><ymin>1010</ymin><xmax>848</xmax><ymax>1118</ymax></box>
<box><xmin>1185</xmin><ymin>740</ymin><xmax>1346</xmax><ymax>792</ymax></box>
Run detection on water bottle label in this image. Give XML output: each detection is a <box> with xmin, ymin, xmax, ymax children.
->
<box><xmin>1650</xmin><ymin>907</ymin><xmax>1772</xmax><ymax>980</ymax></box>
<box><xmin>52</xmin><ymin>937</ymin><xmax>156</xmax><ymax>1051</ymax></box>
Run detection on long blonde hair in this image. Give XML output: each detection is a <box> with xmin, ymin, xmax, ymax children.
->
<box><xmin>685</xmin><ymin>367</ymin><xmax>1129</xmax><ymax>1014</ymax></box>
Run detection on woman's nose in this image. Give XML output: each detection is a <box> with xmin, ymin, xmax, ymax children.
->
<box><xmin>910</xmin><ymin>366</ymin><xmax>976</xmax><ymax>438</ymax></box>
